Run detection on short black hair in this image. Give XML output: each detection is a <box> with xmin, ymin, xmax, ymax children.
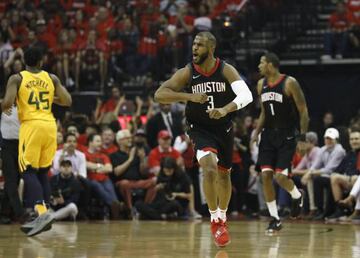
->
<box><xmin>196</xmin><ymin>31</ymin><xmax>217</xmax><ymax>48</ymax></box>
<box><xmin>87</xmin><ymin>133</ymin><xmax>100</xmax><ymax>145</ymax></box>
<box><xmin>264</xmin><ymin>52</ymin><xmax>280</xmax><ymax>68</ymax></box>
<box><xmin>60</xmin><ymin>159</ymin><xmax>72</xmax><ymax>167</ymax></box>
<box><xmin>161</xmin><ymin>156</ymin><xmax>177</xmax><ymax>169</ymax></box>
<box><xmin>24</xmin><ymin>47</ymin><xmax>43</xmax><ymax>67</ymax></box>
<box><xmin>64</xmin><ymin>133</ymin><xmax>76</xmax><ymax>142</ymax></box>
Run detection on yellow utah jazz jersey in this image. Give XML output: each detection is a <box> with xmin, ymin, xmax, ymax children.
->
<box><xmin>17</xmin><ymin>70</ymin><xmax>55</xmax><ymax>122</ymax></box>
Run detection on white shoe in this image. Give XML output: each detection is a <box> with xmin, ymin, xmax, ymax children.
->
<box><xmin>189</xmin><ymin>210</ymin><xmax>202</xmax><ymax>219</ymax></box>
<box><xmin>321</xmin><ymin>55</ymin><xmax>332</xmax><ymax>60</ymax></box>
<box><xmin>335</xmin><ymin>54</ymin><xmax>343</xmax><ymax>59</ymax></box>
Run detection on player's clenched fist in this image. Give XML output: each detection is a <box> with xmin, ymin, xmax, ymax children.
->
<box><xmin>190</xmin><ymin>93</ymin><xmax>208</xmax><ymax>104</ymax></box>
<box><xmin>207</xmin><ymin>108</ymin><xmax>227</xmax><ymax>119</ymax></box>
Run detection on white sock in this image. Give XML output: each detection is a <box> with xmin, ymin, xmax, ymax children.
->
<box><xmin>218</xmin><ymin>208</ymin><xmax>227</xmax><ymax>222</ymax></box>
<box><xmin>266</xmin><ymin>200</ymin><xmax>280</xmax><ymax>220</ymax></box>
<box><xmin>289</xmin><ymin>185</ymin><xmax>301</xmax><ymax>199</ymax></box>
<box><xmin>209</xmin><ymin>209</ymin><xmax>219</xmax><ymax>223</ymax></box>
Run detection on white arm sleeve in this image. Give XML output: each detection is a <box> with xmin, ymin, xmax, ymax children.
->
<box><xmin>231</xmin><ymin>80</ymin><xmax>253</xmax><ymax>110</ymax></box>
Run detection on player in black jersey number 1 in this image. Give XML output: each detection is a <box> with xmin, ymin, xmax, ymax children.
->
<box><xmin>251</xmin><ymin>53</ymin><xmax>309</xmax><ymax>234</ymax></box>
<box><xmin>155</xmin><ymin>32</ymin><xmax>253</xmax><ymax>247</ymax></box>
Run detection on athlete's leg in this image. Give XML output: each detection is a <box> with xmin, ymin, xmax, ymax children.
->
<box><xmin>38</xmin><ymin>168</ymin><xmax>52</xmax><ymax>205</ymax></box>
<box><xmin>22</xmin><ymin>167</ymin><xmax>45</xmax><ymax>213</ymax></box>
<box><xmin>274</xmin><ymin>172</ymin><xmax>301</xmax><ymax>198</ymax></box>
<box><xmin>262</xmin><ymin>169</ymin><xmax>279</xmax><ymax>219</ymax></box>
<box><xmin>198</xmin><ymin>152</ymin><xmax>218</xmax><ymax>212</ymax></box>
<box><xmin>217</xmin><ymin>167</ymin><xmax>231</xmax><ymax>220</ymax></box>
<box><xmin>262</xmin><ymin>169</ymin><xmax>276</xmax><ymax>202</ymax></box>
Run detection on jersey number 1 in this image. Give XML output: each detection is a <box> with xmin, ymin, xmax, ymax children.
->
<box><xmin>28</xmin><ymin>91</ymin><xmax>49</xmax><ymax>110</ymax></box>
<box><xmin>270</xmin><ymin>103</ymin><xmax>275</xmax><ymax>116</ymax></box>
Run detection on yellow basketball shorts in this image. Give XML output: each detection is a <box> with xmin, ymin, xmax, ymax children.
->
<box><xmin>18</xmin><ymin>120</ymin><xmax>57</xmax><ymax>172</ymax></box>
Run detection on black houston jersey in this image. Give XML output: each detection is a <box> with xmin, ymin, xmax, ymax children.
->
<box><xmin>261</xmin><ymin>74</ymin><xmax>298</xmax><ymax>129</ymax></box>
<box><xmin>184</xmin><ymin>58</ymin><xmax>236</xmax><ymax>126</ymax></box>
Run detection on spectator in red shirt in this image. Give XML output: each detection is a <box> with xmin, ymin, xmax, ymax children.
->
<box><xmin>85</xmin><ymin>133</ymin><xmax>122</xmax><ymax>219</ymax></box>
<box><xmin>36</xmin><ymin>19</ymin><xmax>57</xmax><ymax>52</ymax></box>
<box><xmin>148</xmin><ymin>130</ymin><xmax>184</xmax><ymax>175</ymax></box>
<box><xmin>322</xmin><ymin>2</ymin><xmax>352</xmax><ymax>59</ymax></box>
<box><xmin>100</xmin><ymin>127</ymin><xmax>118</xmax><ymax>155</ymax></box>
<box><xmin>96</xmin><ymin>6</ymin><xmax>114</xmax><ymax>41</ymax></box>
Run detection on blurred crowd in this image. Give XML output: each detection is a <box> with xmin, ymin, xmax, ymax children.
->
<box><xmin>0</xmin><ymin>0</ymin><xmax>260</xmax><ymax>92</ymax></box>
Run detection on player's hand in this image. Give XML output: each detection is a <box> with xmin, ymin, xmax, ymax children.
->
<box><xmin>206</xmin><ymin>108</ymin><xmax>227</xmax><ymax>119</ymax></box>
<box><xmin>190</xmin><ymin>93</ymin><xmax>208</xmax><ymax>104</ymax></box>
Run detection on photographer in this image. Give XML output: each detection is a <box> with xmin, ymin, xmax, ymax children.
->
<box><xmin>50</xmin><ymin>160</ymin><xmax>81</xmax><ymax>221</ymax></box>
<box><xmin>134</xmin><ymin>157</ymin><xmax>191</xmax><ymax>220</ymax></box>
<box><xmin>110</xmin><ymin>129</ymin><xmax>156</xmax><ymax>217</ymax></box>
<box><xmin>52</xmin><ymin>133</ymin><xmax>90</xmax><ymax>219</ymax></box>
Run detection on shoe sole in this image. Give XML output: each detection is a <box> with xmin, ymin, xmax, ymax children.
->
<box><xmin>214</xmin><ymin>239</ymin><xmax>231</xmax><ymax>248</ymax></box>
<box><xmin>27</xmin><ymin>217</ymin><xmax>55</xmax><ymax>237</ymax></box>
<box><xmin>21</xmin><ymin>223</ymin><xmax>52</xmax><ymax>234</ymax></box>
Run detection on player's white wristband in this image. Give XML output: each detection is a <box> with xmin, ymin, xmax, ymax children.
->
<box><xmin>231</xmin><ymin>80</ymin><xmax>253</xmax><ymax>110</ymax></box>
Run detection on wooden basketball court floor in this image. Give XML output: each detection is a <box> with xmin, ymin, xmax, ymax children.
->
<box><xmin>0</xmin><ymin>220</ymin><xmax>359</xmax><ymax>258</ymax></box>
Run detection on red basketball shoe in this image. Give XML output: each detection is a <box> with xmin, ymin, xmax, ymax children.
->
<box><xmin>211</xmin><ymin>219</ymin><xmax>220</xmax><ymax>235</ymax></box>
<box><xmin>212</xmin><ymin>219</ymin><xmax>231</xmax><ymax>247</ymax></box>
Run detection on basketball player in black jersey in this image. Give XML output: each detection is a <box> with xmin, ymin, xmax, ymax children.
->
<box><xmin>251</xmin><ymin>53</ymin><xmax>309</xmax><ymax>233</ymax></box>
<box><xmin>155</xmin><ymin>31</ymin><xmax>253</xmax><ymax>247</ymax></box>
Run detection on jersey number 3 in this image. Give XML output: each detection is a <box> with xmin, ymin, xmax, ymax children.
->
<box><xmin>207</xmin><ymin>95</ymin><xmax>214</xmax><ymax>110</ymax></box>
<box><xmin>28</xmin><ymin>91</ymin><xmax>49</xmax><ymax>110</ymax></box>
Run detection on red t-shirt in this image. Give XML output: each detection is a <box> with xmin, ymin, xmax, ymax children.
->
<box><xmin>97</xmin><ymin>16</ymin><xmax>115</xmax><ymax>40</ymax></box>
<box><xmin>100</xmin><ymin>98</ymin><xmax>117</xmax><ymax>113</ymax></box>
<box><xmin>292</xmin><ymin>151</ymin><xmax>302</xmax><ymax>168</ymax></box>
<box><xmin>85</xmin><ymin>150</ymin><xmax>111</xmax><ymax>181</ymax></box>
<box><xmin>101</xmin><ymin>144</ymin><xmax>119</xmax><ymax>155</ymax></box>
<box><xmin>148</xmin><ymin>146</ymin><xmax>181</xmax><ymax>169</ymax></box>
<box><xmin>329</xmin><ymin>12</ymin><xmax>353</xmax><ymax>30</ymax></box>
<box><xmin>77</xmin><ymin>134</ymin><xmax>88</xmax><ymax>146</ymax></box>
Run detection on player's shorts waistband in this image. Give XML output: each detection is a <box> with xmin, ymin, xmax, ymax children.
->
<box><xmin>186</xmin><ymin>120</ymin><xmax>232</xmax><ymax>131</ymax></box>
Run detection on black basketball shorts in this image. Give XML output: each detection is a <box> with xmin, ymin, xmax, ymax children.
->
<box><xmin>258</xmin><ymin>128</ymin><xmax>296</xmax><ymax>174</ymax></box>
<box><xmin>187</xmin><ymin>122</ymin><xmax>234</xmax><ymax>170</ymax></box>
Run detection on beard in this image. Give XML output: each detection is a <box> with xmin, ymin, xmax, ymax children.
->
<box><xmin>194</xmin><ymin>51</ymin><xmax>208</xmax><ymax>65</ymax></box>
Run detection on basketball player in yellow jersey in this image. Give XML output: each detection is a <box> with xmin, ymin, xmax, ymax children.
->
<box><xmin>2</xmin><ymin>47</ymin><xmax>72</xmax><ymax>236</ymax></box>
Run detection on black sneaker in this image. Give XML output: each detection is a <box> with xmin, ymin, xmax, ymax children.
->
<box><xmin>266</xmin><ymin>217</ymin><xmax>282</xmax><ymax>234</ymax></box>
<box><xmin>25</xmin><ymin>212</ymin><xmax>55</xmax><ymax>237</ymax></box>
<box><xmin>325</xmin><ymin>207</ymin><xmax>347</xmax><ymax>222</ymax></box>
<box><xmin>290</xmin><ymin>189</ymin><xmax>304</xmax><ymax>218</ymax></box>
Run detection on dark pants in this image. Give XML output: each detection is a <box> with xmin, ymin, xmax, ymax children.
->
<box><xmin>314</xmin><ymin>176</ymin><xmax>335</xmax><ymax>216</ymax></box>
<box><xmin>1</xmin><ymin>139</ymin><xmax>24</xmax><ymax>217</ymax></box>
<box><xmin>135</xmin><ymin>196</ymin><xmax>183</xmax><ymax>220</ymax></box>
<box><xmin>89</xmin><ymin>179</ymin><xmax>118</xmax><ymax>206</ymax></box>
<box><xmin>324</xmin><ymin>32</ymin><xmax>348</xmax><ymax>56</ymax></box>
<box><xmin>77</xmin><ymin>176</ymin><xmax>92</xmax><ymax>215</ymax></box>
